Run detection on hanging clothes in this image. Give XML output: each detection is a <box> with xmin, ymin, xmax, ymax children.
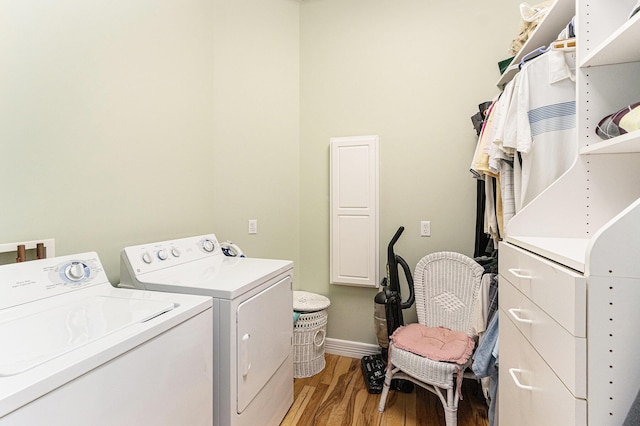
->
<box><xmin>507</xmin><ymin>49</ymin><xmax>577</xmax><ymax>209</ymax></box>
<box><xmin>472</xmin><ymin>312</ymin><xmax>499</xmax><ymax>426</ymax></box>
<box><xmin>470</xmin><ymin>98</ymin><xmax>502</xmax><ymax>244</ymax></box>
<box><xmin>471</xmin><ymin>101</ymin><xmax>497</xmax><ymax>257</ymax></box>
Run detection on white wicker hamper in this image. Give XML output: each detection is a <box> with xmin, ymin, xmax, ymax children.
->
<box><xmin>293</xmin><ymin>291</ymin><xmax>330</xmax><ymax>378</ymax></box>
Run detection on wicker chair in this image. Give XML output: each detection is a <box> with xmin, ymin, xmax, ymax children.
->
<box><xmin>378</xmin><ymin>251</ymin><xmax>484</xmax><ymax>426</ymax></box>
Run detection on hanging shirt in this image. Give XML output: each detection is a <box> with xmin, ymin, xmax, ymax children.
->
<box><xmin>507</xmin><ymin>50</ymin><xmax>577</xmax><ymax>210</ymax></box>
<box><xmin>492</xmin><ymin>74</ymin><xmax>519</xmax><ymax>160</ymax></box>
<box><xmin>470</xmin><ymin>98</ymin><xmax>500</xmax><ymax>179</ymax></box>
<box><xmin>490</xmin><ymin>75</ymin><xmax>519</xmax><ymax>228</ymax></box>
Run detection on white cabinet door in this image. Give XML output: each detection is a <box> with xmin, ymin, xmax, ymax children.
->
<box><xmin>330</xmin><ymin>135</ymin><xmax>379</xmax><ymax>287</ymax></box>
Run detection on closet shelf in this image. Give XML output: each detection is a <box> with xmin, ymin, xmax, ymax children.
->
<box><xmin>504</xmin><ymin>235</ymin><xmax>588</xmax><ymax>273</ymax></box>
<box><xmin>581</xmin><ymin>130</ymin><xmax>640</xmax><ymax>155</ymax></box>
<box><xmin>580</xmin><ymin>13</ymin><xmax>640</xmax><ymax>67</ymax></box>
<box><xmin>496</xmin><ymin>0</ymin><xmax>575</xmax><ymax>88</ymax></box>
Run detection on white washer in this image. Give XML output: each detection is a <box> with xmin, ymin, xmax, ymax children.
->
<box><xmin>119</xmin><ymin>234</ymin><xmax>294</xmax><ymax>426</ymax></box>
<box><xmin>0</xmin><ymin>252</ymin><xmax>213</xmax><ymax>426</ymax></box>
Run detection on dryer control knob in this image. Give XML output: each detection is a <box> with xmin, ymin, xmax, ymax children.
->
<box><xmin>202</xmin><ymin>239</ymin><xmax>215</xmax><ymax>252</ymax></box>
<box><xmin>157</xmin><ymin>249</ymin><xmax>168</xmax><ymax>261</ymax></box>
<box><xmin>171</xmin><ymin>248</ymin><xmax>181</xmax><ymax>257</ymax></box>
<box><xmin>142</xmin><ymin>252</ymin><xmax>153</xmax><ymax>264</ymax></box>
<box><xmin>65</xmin><ymin>262</ymin><xmax>87</xmax><ymax>281</ymax></box>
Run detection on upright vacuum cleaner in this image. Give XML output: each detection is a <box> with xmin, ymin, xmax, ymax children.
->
<box><xmin>361</xmin><ymin>226</ymin><xmax>415</xmax><ymax>394</ymax></box>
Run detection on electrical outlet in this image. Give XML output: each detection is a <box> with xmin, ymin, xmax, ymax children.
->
<box><xmin>420</xmin><ymin>221</ymin><xmax>431</xmax><ymax>237</ymax></box>
<box><xmin>248</xmin><ymin>219</ymin><xmax>257</xmax><ymax>234</ymax></box>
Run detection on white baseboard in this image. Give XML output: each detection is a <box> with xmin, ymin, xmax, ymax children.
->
<box><xmin>324</xmin><ymin>338</ymin><xmax>380</xmax><ymax>359</ymax></box>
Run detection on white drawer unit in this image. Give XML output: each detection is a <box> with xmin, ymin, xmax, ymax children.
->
<box><xmin>500</xmin><ymin>239</ymin><xmax>640</xmax><ymax>425</ymax></box>
<box><xmin>499</xmin><ymin>242</ymin><xmax>586</xmax><ymax>337</ymax></box>
<box><xmin>501</xmin><ymin>276</ymin><xmax>586</xmax><ymax>398</ymax></box>
<box><xmin>500</xmin><ymin>309</ymin><xmax>587</xmax><ymax>426</ymax></box>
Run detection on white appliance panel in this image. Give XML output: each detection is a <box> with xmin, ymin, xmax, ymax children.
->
<box><xmin>0</xmin><ymin>253</ymin><xmax>105</xmax><ymax>309</ymax></box>
<box><xmin>236</xmin><ymin>274</ymin><xmax>292</xmax><ymax>413</ymax></box>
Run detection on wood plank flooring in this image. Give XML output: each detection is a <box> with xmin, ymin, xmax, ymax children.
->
<box><xmin>282</xmin><ymin>354</ymin><xmax>489</xmax><ymax>426</ymax></box>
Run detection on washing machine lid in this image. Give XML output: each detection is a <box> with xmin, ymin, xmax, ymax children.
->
<box><xmin>0</xmin><ymin>285</ymin><xmax>211</xmax><ymax>419</ymax></box>
<box><xmin>0</xmin><ymin>295</ymin><xmax>174</xmax><ymax>377</ymax></box>
<box><xmin>0</xmin><ymin>252</ymin><xmax>212</xmax><ymax>419</ymax></box>
<box><xmin>133</xmin><ymin>257</ymin><xmax>293</xmax><ymax>299</ymax></box>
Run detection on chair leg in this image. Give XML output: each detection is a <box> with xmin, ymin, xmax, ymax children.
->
<box><xmin>378</xmin><ymin>366</ymin><xmax>396</xmax><ymax>412</ymax></box>
<box><xmin>444</xmin><ymin>387</ymin><xmax>458</xmax><ymax>426</ymax></box>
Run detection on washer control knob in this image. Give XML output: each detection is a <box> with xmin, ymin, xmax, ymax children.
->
<box><xmin>157</xmin><ymin>249</ymin><xmax>168</xmax><ymax>261</ymax></box>
<box><xmin>171</xmin><ymin>248</ymin><xmax>181</xmax><ymax>257</ymax></box>
<box><xmin>202</xmin><ymin>239</ymin><xmax>215</xmax><ymax>252</ymax></box>
<box><xmin>142</xmin><ymin>252</ymin><xmax>153</xmax><ymax>264</ymax></box>
<box><xmin>65</xmin><ymin>262</ymin><xmax>86</xmax><ymax>281</ymax></box>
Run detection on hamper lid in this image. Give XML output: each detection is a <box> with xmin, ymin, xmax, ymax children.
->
<box><xmin>293</xmin><ymin>291</ymin><xmax>330</xmax><ymax>312</ymax></box>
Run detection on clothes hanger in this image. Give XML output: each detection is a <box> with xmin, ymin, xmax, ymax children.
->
<box><xmin>519</xmin><ymin>38</ymin><xmax>576</xmax><ymax>69</ymax></box>
<box><xmin>550</xmin><ymin>37</ymin><xmax>576</xmax><ymax>51</ymax></box>
<box><xmin>519</xmin><ymin>46</ymin><xmax>550</xmax><ymax>69</ymax></box>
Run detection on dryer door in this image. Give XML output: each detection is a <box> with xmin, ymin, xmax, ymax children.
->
<box><xmin>236</xmin><ymin>274</ymin><xmax>292</xmax><ymax>413</ymax></box>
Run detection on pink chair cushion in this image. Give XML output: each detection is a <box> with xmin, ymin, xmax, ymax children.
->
<box><xmin>391</xmin><ymin>323</ymin><xmax>475</xmax><ymax>364</ymax></box>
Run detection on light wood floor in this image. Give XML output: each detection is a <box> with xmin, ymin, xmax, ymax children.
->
<box><xmin>281</xmin><ymin>354</ymin><xmax>489</xmax><ymax>426</ymax></box>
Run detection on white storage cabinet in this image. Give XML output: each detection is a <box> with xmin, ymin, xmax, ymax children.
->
<box><xmin>497</xmin><ymin>0</ymin><xmax>640</xmax><ymax>424</ymax></box>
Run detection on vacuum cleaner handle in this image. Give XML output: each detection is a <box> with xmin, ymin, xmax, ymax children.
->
<box><xmin>387</xmin><ymin>227</ymin><xmax>404</xmax><ymax>292</ymax></box>
<box><xmin>396</xmin><ymin>255</ymin><xmax>415</xmax><ymax>309</ymax></box>
<box><xmin>388</xmin><ymin>226</ymin><xmax>405</xmax><ymax>248</ymax></box>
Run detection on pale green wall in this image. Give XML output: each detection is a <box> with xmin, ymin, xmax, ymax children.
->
<box><xmin>2</xmin><ymin>0</ymin><xmax>522</xmax><ymax>347</ymax></box>
<box><xmin>299</xmin><ymin>0</ymin><xmax>522</xmax><ymax>344</ymax></box>
<box><xmin>0</xmin><ymin>0</ymin><xmax>300</xmax><ymax>281</ymax></box>
<box><xmin>211</xmin><ymin>0</ymin><xmax>301</xmax><ymax>265</ymax></box>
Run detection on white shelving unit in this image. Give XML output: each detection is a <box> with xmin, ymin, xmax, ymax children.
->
<box><xmin>581</xmin><ymin>8</ymin><xmax>640</xmax><ymax>68</ymax></box>
<box><xmin>581</xmin><ymin>130</ymin><xmax>640</xmax><ymax>155</ymax></box>
<box><xmin>497</xmin><ymin>0</ymin><xmax>640</xmax><ymax>424</ymax></box>
<box><xmin>496</xmin><ymin>0</ymin><xmax>575</xmax><ymax>88</ymax></box>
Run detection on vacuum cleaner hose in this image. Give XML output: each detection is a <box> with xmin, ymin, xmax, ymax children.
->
<box><xmin>395</xmin><ymin>255</ymin><xmax>414</xmax><ymax>309</ymax></box>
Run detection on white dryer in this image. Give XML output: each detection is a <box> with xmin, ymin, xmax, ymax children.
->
<box><xmin>119</xmin><ymin>234</ymin><xmax>294</xmax><ymax>426</ymax></box>
<box><xmin>0</xmin><ymin>252</ymin><xmax>213</xmax><ymax>426</ymax></box>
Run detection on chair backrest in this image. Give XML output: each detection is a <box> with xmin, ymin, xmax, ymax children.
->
<box><xmin>413</xmin><ymin>251</ymin><xmax>484</xmax><ymax>336</ymax></box>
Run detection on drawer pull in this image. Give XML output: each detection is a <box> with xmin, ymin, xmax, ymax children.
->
<box><xmin>509</xmin><ymin>368</ymin><xmax>533</xmax><ymax>391</ymax></box>
<box><xmin>508</xmin><ymin>308</ymin><xmax>533</xmax><ymax>324</ymax></box>
<box><xmin>508</xmin><ymin>268</ymin><xmax>532</xmax><ymax>279</ymax></box>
